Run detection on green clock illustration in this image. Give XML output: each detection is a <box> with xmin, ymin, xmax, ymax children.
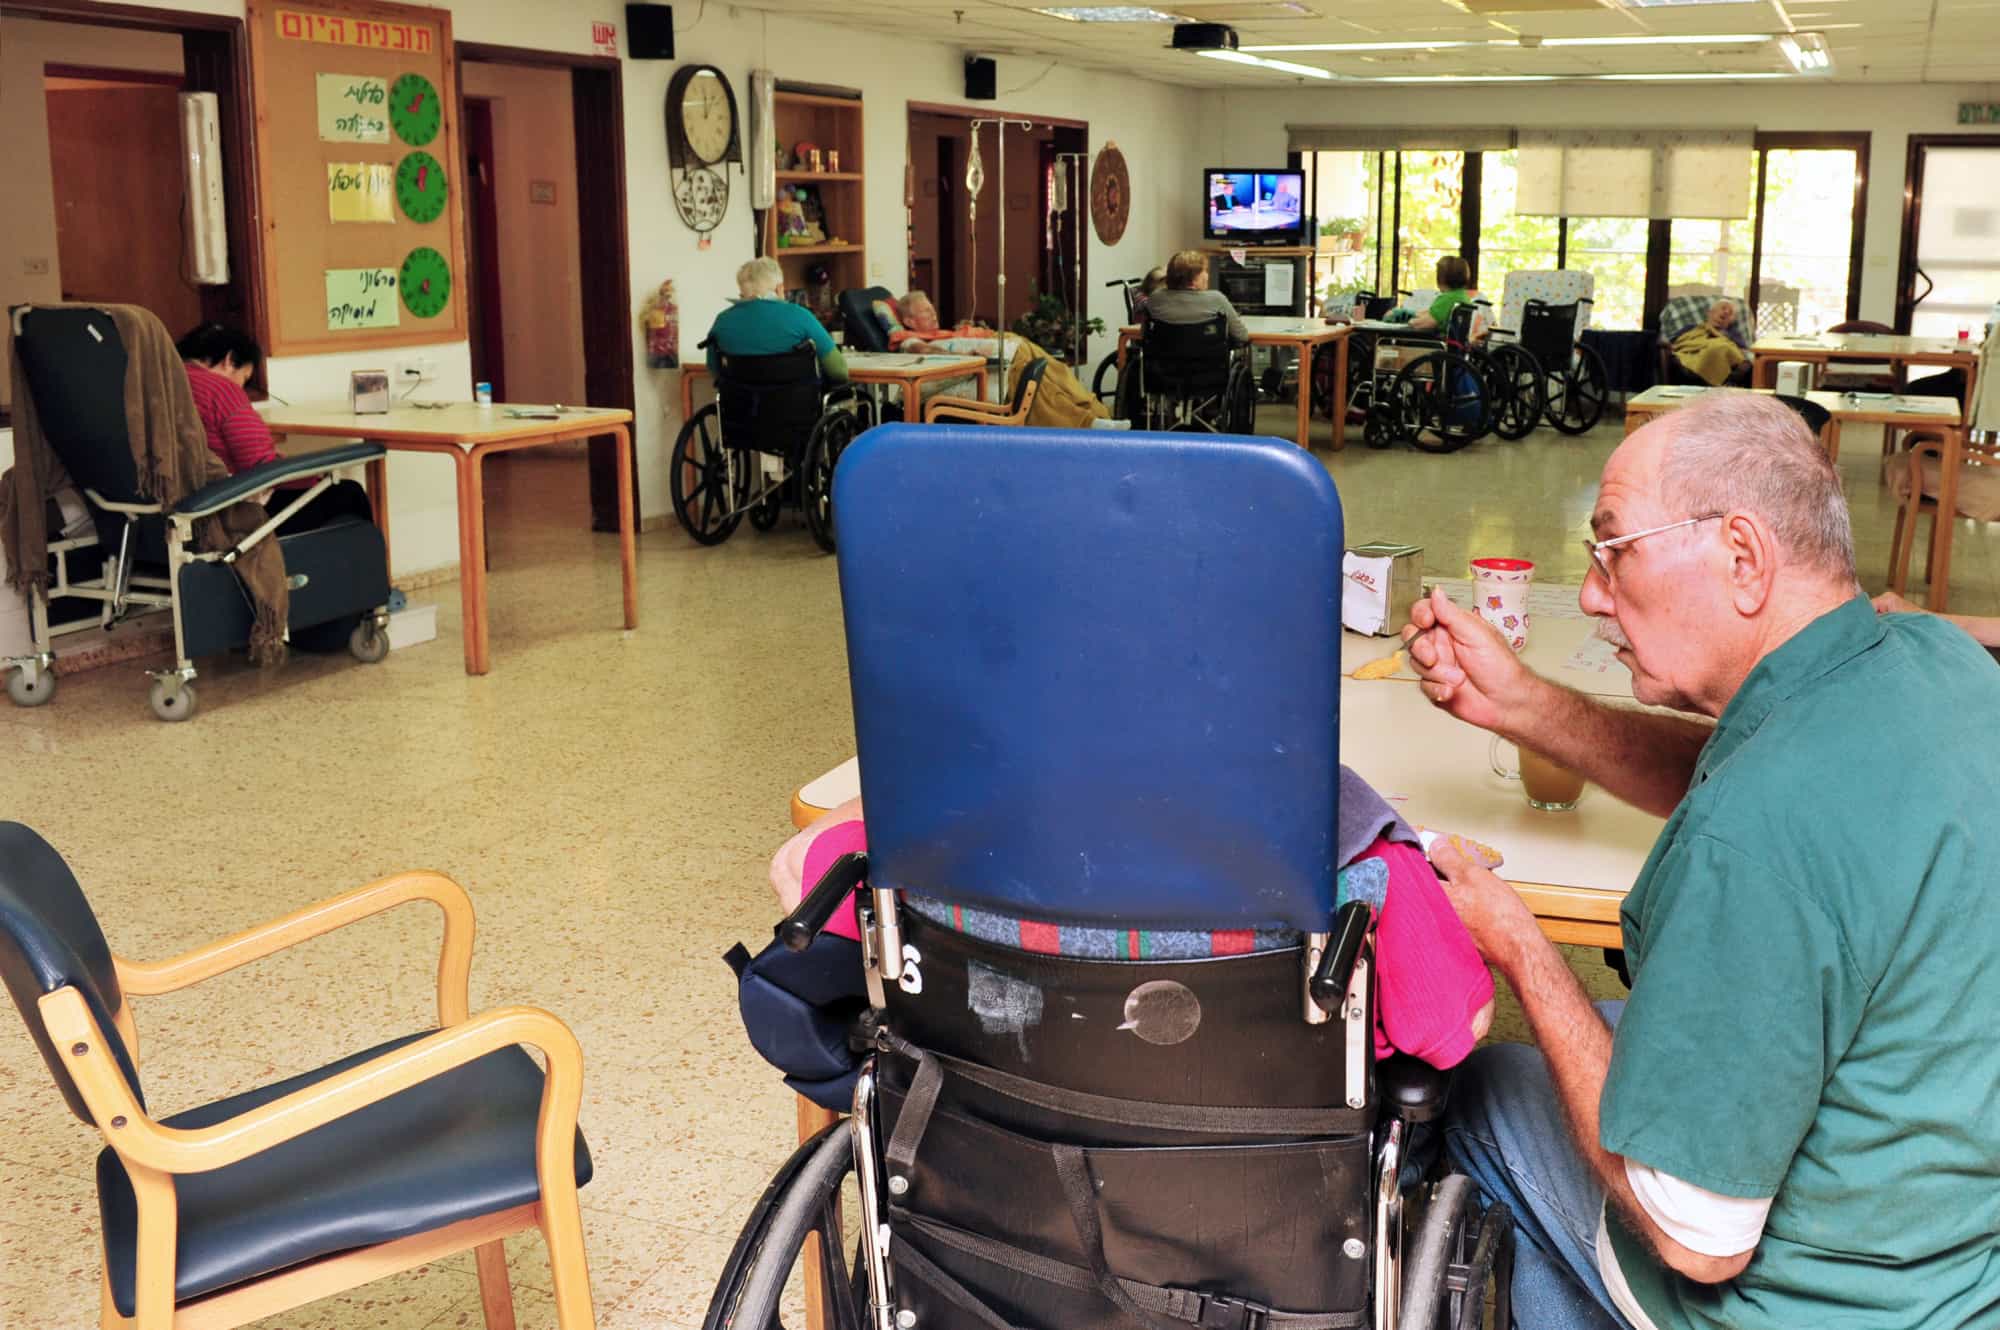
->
<box><xmin>399</xmin><ymin>247</ymin><xmax>452</xmax><ymax>319</ymax></box>
<box><xmin>389</xmin><ymin>72</ymin><xmax>441</xmax><ymax>146</ymax></box>
<box><xmin>395</xmin><ymin>151</ymin><xmax>448</xmax><ymax>224</ymax></box>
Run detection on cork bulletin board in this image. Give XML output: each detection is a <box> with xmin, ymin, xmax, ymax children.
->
<box><xmin>248</xmin><ymin>0</ymin><xmax>468</xmax><ymax>355</ymax></box>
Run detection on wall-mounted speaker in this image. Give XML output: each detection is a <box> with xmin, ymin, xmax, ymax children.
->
<box><xmin>964</xmin><ymin>55</ymin><xmax>996</xmax><ymax>100</ymax></box>
<box><xmin>627</xmin><ymin>4</ymin><xmax>674</xmax><ymax>59</ymax></box>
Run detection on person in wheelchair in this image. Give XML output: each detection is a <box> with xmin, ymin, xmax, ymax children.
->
<box><xmin>177</xmin><ymin>323</ymin><xmax>374</xmax><ymax>533</ymax></box>
<box><xmin>1145</xmin><ymin>249</ymin><xmax>1249</xmax><ymax>346</ymax></box>
<box><xmin>1402</xmin><ymin>257</ymin><xmax>1478</xmax><ymax>338</ymax></box>
<box><xmin>705</xmin><ymin>257</ymin><xmax>849</xmax><ymax>384</ymax></box>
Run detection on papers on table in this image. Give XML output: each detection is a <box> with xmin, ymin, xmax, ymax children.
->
<box><xmin>1565</xmin><ymin>633</ymin><xmax>1623</xmax><ymax>676</ymax></box>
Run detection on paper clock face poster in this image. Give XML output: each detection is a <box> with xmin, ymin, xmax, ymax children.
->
<box><xmin>327</xmin><ymin>162</ymin><xmax>395</xmax><ymax>222</ymax></box>
<box><xmin>316</xmin><ymin>73</ymin><xmax>388</xmax><ymax>143</ymax></box>
<box><xmin>325</xmin><ymin>267</ymin><xmax>401</xmax><ymax>330</ymax></box>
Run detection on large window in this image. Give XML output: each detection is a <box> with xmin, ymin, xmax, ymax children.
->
<box><xmin>1301</xmin><ymin>135</ymin><xmax>1864</xmax><ymax>331</ymax></box>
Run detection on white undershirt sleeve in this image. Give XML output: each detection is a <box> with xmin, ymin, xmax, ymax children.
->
<box><xmin>1623</xmin><ymin>1158</ymin><xmax>1773</xmax><ymax>1258</ymax></box>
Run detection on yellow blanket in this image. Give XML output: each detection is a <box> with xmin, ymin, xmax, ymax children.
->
<box><xmin>1672</xmin><ymin>325</ymin><xmax>1747</xmax><ymax>387</ymax></box>
<box><xmin>1006</xmin><ymin>338</ymin><xmax>1109</xmax><ymax>429</ymax></box>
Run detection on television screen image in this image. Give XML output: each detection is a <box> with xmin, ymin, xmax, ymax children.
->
<box><xmin>1206</xmin><ymin>169</ymin><xmax>1304</xmax><ymax>239</ymax></box>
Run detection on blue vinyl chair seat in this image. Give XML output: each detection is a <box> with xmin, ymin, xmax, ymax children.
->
<box><xmin>96</xmin><ymin>1031</ymin><xmax>592</xmax><ymax>1317</ymax></box>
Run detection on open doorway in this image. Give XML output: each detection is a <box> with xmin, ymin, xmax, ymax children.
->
<box><xmin>905</xmin><ymin>104</ymin><xmax>1089</xmax><ymax>361</ymax></box>
<box><xmin>456</xmin><ymin>44</ymin><xmax>633</xmax><ymax>535</ymax></box>
<box><xmin>2</xmin><ymin>4</ymin><xmax>266</xmax><ymax>418</ymax></box>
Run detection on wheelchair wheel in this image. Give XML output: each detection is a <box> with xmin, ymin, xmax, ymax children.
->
<box><xmin>1546</xmin><ymin>344</ymin><xmax>1609</xmax><ymax>436</ymax></box>
<box><xmin>1485</xmin><ymin>345</ymin><xmax>1545</xmax><ymax>442</ymax></box>
<box><xmin>1397</xmin><ymin>351</ymin><xmax>1487</xmax><ymax>455</ymax></box>
<box><xmin>749</xmin><ymin>484</ymin><xmax>786</xmax><ymax>532</ymax></box>
<box><xmin>1091</xmin><ymin>352</ymin><xmax>1120</xmax><ymax>408</ymax></box>
<box><xmin>347</xmin><ymin>619</ymin><xmax>389</xmax><ymax>663</ymax></box>
<box><xmin>7</xmin><ymin>666</ymin><xmax>55</xmax><ymax>708</ymax></box>
<box><xmin>671</xmin><ymin>404</ymin><xmax>749</xmax><ymax>545</ymax></box>
<box><xmin>801</xmin><ymin>406</ymin><xmax>864</xmax><ymax>555</ymax></box>
<box><xmin>1225</xmin><ymin>359</ymin><xmax>1257</xmax><ymax>434</ymax></box>
<box><xmin>1400</xmin><ymin>1174</ymin><xmax>1513</xmax><ymax>1330</ymax></box>
<box><xmin>148</xmin><ymin>676</ymin><xmax>196</xmax><ymax>723</ymax></box>
<box><xmin>702</xmin><ymin>1124</ymin><xmax>864</xmax><ymax>1330</ymax></box>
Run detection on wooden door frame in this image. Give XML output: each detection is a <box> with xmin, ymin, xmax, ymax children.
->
<box><xmin>1746</xmin><ymin>131</ymin><xmax>1870</xmax><ymax>328</ymax></box>
<box><xmin>8</xmin><ymin>0</ymin><xmax>268</xmax><ymax>372</ymax></box>
<box><xmin>1895</xmin><ymin>133</ymin><xmax>2000</xmax><ymax>335</ymax></box>
<box><xmin>455</xmin><ymin>41</ymin><xmax>634</xmax><ymax>533</ymax></box>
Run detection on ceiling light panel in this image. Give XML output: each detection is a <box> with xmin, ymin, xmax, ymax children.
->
<box><xmin>1032</xmin><ymin>6</ymin><xmax>1188</xmax><ymax>19</ymax></box>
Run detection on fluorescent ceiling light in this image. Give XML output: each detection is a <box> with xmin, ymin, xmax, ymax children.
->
<box><xmin>1033</xmin><ymin>5</ymin><xmax>1186</xmax><ymax>19</ymax></box>
<box><xmin>1778</xmin><ymin>31</ymin><xmax>1833</xmax><ymax>74</ymax></box>
<box><xmin>1195</xmin><ymin>48</ymin><xmax>1334</xmax><ymax>78</ymax></box>
<box><xmin>1243</xmin><ymin>33</ymin><xmax>1770</xmax><ymax>52</ymax></box>
<box><xmin>1593</xmin><ymin>71</ymin><xmax>1789</xmax><ymax>79</ymax></box>
<box><xmin>1357</xmin><ymin>71</ymin><xmax>1786</xmax><ymax>83</ymax></box>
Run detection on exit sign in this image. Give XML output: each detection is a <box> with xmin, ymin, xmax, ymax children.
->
<box><xmin>591</xmin><ymin>21</ymin><xmax>618</xmax><ymax>56</ymax></box>
<box><xmin>1959</xmin><ymin>102</ymin><xmax>2000</xmax><ymax>125</ymax></box>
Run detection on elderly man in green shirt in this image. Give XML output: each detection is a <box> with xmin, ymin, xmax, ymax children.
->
<box><xmin>1401</xmin><ymin>391</ymin><xmax>2000</xmax><ymax>1330</ymax></box>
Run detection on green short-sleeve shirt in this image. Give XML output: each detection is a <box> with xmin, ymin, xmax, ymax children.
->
<box><xmin>1427</xmin><ymin>288</ymin><xmax>1472</xmax><ymax>330</ymax></box>
<box><xmin>1603</xmin><ymin>597</ymin><xmax>2000</xmax><ymax>1330</ymax></box>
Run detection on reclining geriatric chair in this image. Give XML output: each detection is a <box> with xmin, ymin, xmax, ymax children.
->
<box><xmin>0</xmin><ymin>822</ymin><xmax>595</xmax><ymax>1329</ymax></box>
<box><xmin>710</xmin><ymin>424</ymin><xmax>1513</xmax><ymax>1330</ymax></box>
<box><xmin>4</xmin><ymin>305</ymin><xmax>391</xmax><ymax>720</ymax></box>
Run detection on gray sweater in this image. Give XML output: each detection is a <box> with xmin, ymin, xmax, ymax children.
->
<box><xmin>1144</xmin><ymin>287</ymin><xmax>1249</xmax><ymax>345</ymax></box>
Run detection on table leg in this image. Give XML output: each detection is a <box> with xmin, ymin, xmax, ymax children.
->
<box><xmin>680</xmin><ymin>370</ymin><xmax>695</xmax><ymax>425</ymax></box>
<box><xmin>1752</xmin><ymin>356</ymin><xmax>1778</xmax><ymax>390</ymax></box>
<box><xmin>1823</xmin><ymin>419</ymin><xmax>1842</xmax><ymax>466</ymax></box>
<box><xmin>797</xmin><ymin>1093</ymin><xmax>843</xmax><ymax>1330</ymax></box>
<box><xmin>461</xmin><ymin>450</ymin><xmax>492</xmax><ymax>675</ymax></box>
<box><xmin>1928</xmin><ymin>426</ymin><xmax>1963</xmax><ymax>612</ymax></box>
<box><xmin>903</xmin><ymin>382</ymin><xmax>923</xmax><ymax>423</ymax></box>
<box><xmin>1330</xmin><ymin>336</ymin><xmax>1349</xmax><ymax>451</ymax></box>
<box><xmin>1293</xmin><ymin>342</ymin><xmax>1312</xmax><ymax>449</ymax></box>
<box><xmin>365</xmin><ymin>456</ymin><xmax>391</xmax><ymax>575</ymax></box>
<box><xmin>614</xmin><ymin>424</ymin><xmax>638</xmax><ymax>630</ymax></box>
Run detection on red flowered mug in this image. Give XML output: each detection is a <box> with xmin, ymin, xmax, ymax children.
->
<box><xmin>1471</xmin><ymin>557</ymin><xmax>1533</xmax><ymax>651</ymax></box>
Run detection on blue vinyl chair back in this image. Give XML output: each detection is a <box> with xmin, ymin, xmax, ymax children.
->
<box><xmin>13</xmin><ymin>306</ymin><xmax>143</xmax><ymax>506</ymax></box>
<box><xmin>833</xmin><ymin>424</ymin><xmax>1343</xmax><ymax>933</ymax></box>
<box><xmin>0</xmin><ymin>823</ymin><xmax>144</xmax><ymax>1123</ymax></box>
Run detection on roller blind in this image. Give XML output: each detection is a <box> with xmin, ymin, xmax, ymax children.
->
<box><xmin>1515</xmin><ymin>128</ymin><xmax>1754</xmax><ymax>219</ymax></box>
<box><xmin>1286</xmin><ymin>125</ymin><xmax>1517</xmax><ymax>153</ymax></box>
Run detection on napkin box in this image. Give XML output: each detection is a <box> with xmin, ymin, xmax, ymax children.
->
<box><xmin>1776</xmin><ymin>361</ymin><xmax>1815</xmax><ymax>396</ymax></box>
<box><xmin>1344</xmin><ymin>541</ymin><xmax>1424</xmax><ymax>637</ymax></box>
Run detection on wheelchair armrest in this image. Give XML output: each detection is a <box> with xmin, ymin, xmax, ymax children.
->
<box><xmin>1378</xmin><ymin>1054</ymin><xmax>1452</xmax><ymax>1125</ymax></box>
<box><xmin>175</xmin><ymin>442</ymin><xmax>386</xmax><ymax>517</ymax></box>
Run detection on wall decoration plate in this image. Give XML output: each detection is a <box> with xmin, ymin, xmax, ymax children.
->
<box><xmin>1090</xmin><ymin>142</ymin><xmax>1130</xmax><ymax>247</ymax></box>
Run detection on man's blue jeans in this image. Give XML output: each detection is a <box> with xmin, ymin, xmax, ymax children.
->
<box><xmin>1443</xmin><ymin>1000</ymin><xmax>1637</xmax><ymax>1330</ymax></box>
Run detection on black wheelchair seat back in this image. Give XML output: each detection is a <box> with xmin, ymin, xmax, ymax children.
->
<box><xmin>838</xmin><ymin>286</ymin><xmax>897</xmax><ymax>352</ymax></box>
<box><xmin>1518</xmin><ymin>298</ymin><xmax>1581</xmax><ymax>370</ymax></box>
<box><xmin>875</xmin><ymin>912</ymin><xmax>1375</xmax><ymax>1330</ymax></box>
<box><xmin>12</xmin><ymin>307</ymin><xmax>164</xmax><ymax>559</ymax></box>
<box><xmin>715</xmin><ymin>342</ymin><xmax>824</xmax><ymax>459</ymax></box>
<box><xmin>1444</xmin><ymin>300</ymin><xmax>1479</xmax><ymax>346</ymax></box>
<box><xmin>1142</xmin><ymin>314</ymin><xmax>1234</xmax><ymax>399</ymax></box>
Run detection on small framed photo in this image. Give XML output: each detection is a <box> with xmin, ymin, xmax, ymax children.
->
<box><xmin>350</xmin><ymin>369</ymin><xmax>391</xmax><ymax>414</ymax></box>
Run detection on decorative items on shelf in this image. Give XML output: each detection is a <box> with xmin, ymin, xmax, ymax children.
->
<box><xmin>640</xmin><ymin>279</ymin><xmax>679</xmax><ymax>369</ymax></box>
<box><xmin>788</xmin><ymin>139</ymin><xmax>819</xmax><ymax>171</ymax></box>
<box><xmin>775</xmin><ymin>185</ymin><xmax>826</xmax><ymax>247</ymax></box>
<box><xmin>828</xmin><ymin>149</ymin><xmax>840</xmax><ymax>172</ymax></box>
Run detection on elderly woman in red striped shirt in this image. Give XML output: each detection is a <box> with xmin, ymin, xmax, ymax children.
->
<box><xmin>177</xmin><ymin>323</ymin><xmax>373</xmax><ymax>532</ymax></box>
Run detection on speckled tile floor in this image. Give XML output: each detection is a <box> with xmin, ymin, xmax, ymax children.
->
<box><xmin>2</xmin><ymin>412</ymin><xmax>1993</xmax><ymax>1327</ymax></box>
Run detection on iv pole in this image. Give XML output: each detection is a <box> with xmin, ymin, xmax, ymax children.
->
<box><xmin>968</xmin><ymin>116</ymin><xmax>1033</xmax><ymax>396</ymax></box>
<box><xmin>1054</xmin><ymin>149</ymin><xmax>1088</xmax><ymax>366</ymax></box>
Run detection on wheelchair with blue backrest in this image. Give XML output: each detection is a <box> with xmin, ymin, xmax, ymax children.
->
<box><xmin>672</xmin><ymin>340</ymin><xmax>878</xmax><ymax>553</ymax></box>
<box><xmin>710</xmin><ymin>424</ymin><xmax>1512</xmax><ymax>1330</ymax></box>
<box><xmin>5</xmin><ymin>305</ymin><xmax>390</xmax><ymax>721</ymax></box>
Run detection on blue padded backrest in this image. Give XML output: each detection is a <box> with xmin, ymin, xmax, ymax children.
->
<box><xmin>833</xmin><ymin>424</ymin><xmax>1343</xmax><ymax>933</ymax></box>
<box><xmin>13</xmin><ymin>306</ymin><xmax>141</xmax><ymax>505</ymax></box>
<box><xmin>0</xmin><ymin>823</ymin><xmax>144</xmax><ymax>1124</ymax></box>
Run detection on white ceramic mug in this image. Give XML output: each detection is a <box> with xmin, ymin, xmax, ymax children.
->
<box><xmin>1471</xmin><ymin>557</ymin><xmax>1533</xmax><ymax>651</ymax></box>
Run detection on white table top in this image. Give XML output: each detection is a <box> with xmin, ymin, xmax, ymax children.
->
<box><xmin>1626</xmin><ymin>385</ymin><xmax>1963</xmax><ymax>423</ymax></box>
<box><xmin>1751</xmin><ymin>333</ymin><xmax>1975</xmax><ymax>359</ymax></box>
<box><xmin>1240</xmin><ymin>316</ymin><xmax>1348</xmax><ymax>341</ymax></box>
<box><xmin>263</xmin><ymin>401</ymin><xmax>631</xmax><ymax>444</ymax></box>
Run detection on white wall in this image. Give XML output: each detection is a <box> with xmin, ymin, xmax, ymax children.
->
<box><xmin>15</xmin><ymin>0</ymin><xmax>1200</xmax><ymax>578</ymax></box>
<box><xmin>1196</xmin><ymin>81</ymin><xmax>2000</xmax><ymax>324</ymax></box>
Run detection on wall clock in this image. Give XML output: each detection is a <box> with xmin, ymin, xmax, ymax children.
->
<box><xmin>1090</xmin><ymin>142</ymin><xmax>1130</xmax><ymax>247</ymax></box>
<box><xmin>396</xmin><ymin>150</ymin><xmax>448</xmax><ymax>224</ymax></box>
<box><xmin>389</xmin><ymin>72</ymin><xmax>441</xmax><ymax>147</ymax></box>
<box><xmin>400</xmin><ymin>246</ymin><xmax>451</xmax><ymax>318</ymax></box>
<box><xmin>666</xmin><ymin>64</ymin><xmax>741</xmax><ymax>233</ymax></box>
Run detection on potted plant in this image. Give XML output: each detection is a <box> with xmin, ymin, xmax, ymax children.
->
<box><xmin>1319</xmin><ymin>216</ymin><xmax>1366</xmax><ymax>252</ymax></box>
<box><xmin>1011</xmin><ymin>289</ymin><xmax>1106</xmax><ymax>361</ymax></box>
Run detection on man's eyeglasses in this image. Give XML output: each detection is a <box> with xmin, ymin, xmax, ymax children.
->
<box><xmin>1582</xmin><ymin>514</ymin><xmax>1724</xmax><ymax>582</ymax></box>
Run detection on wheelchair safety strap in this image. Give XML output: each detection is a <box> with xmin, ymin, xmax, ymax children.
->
<box><xmin>892</xmin><ymin>1215</ymin><xmax>1366</xmax><ymax>1330</ymax></box>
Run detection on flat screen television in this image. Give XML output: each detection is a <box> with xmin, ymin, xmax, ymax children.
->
<box><xmin>1205</xmin><ymin>168</ymin><xmax>1306</xmax><ymax>243</ymax></box>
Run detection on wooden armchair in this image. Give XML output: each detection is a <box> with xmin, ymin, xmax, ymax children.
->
<box><xmin>923</xmin><ymin>356</ymin><xmax>1049</xmax><ymax>426</ymax></box>
<box><xmin>0</xmin><ymin>822</ymin><xmax>593</xmax><ymax>1330</ymax></box>
<box><xmin>1889</xmin><ymin>429</ymin><xmax>2000</xmax><ymax>606</ymax></box>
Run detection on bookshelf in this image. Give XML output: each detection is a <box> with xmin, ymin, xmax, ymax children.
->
<box><xmin>766</xmin><ymin>87</ymin><xmax>866</xmax><ymax>322</ymax></box>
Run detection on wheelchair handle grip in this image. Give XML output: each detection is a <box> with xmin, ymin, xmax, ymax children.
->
<box><xmin>778</xmin><ymin>851</ymin><xmax>870</xmax><ymax>952</ymax></box>
<box><xmin>1310</xmin><ymin>898</ymin><xmax>1373</xmax><ymax>1013</ymax></box>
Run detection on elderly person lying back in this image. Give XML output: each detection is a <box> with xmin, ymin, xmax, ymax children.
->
<box><xmin>1671</xmin><ymin>298</ymin><xmax>1750</xmax><ymax>386</ymax></box>
<box><xmin>876</xmin><ymin>290</ymin><xmax>1001</xmax><ymax>353</ymax></box>
<box><xmin>706</xmin><ymin>257</ymin><xmax>848</xmax><ymax>382</ymax></box>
